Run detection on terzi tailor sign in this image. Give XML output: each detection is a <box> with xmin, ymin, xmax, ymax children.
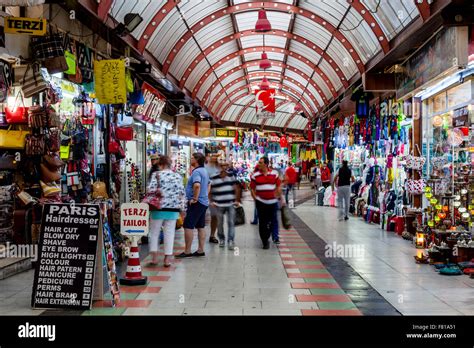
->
<box><xmin>4</xmin><ymin>17</ymin><xmax>47</xmax><ymax>35</ymax></box>
<box><xmin>31</xmin><ymin>204</ymin><xmax>101</xmax><ymax>310</ymax></box>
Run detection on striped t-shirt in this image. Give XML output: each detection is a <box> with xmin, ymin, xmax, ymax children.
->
<box><xmin>250</xmin><ymin>170</ymin><xmax>281</xmax><ymax>204</ymax></box>
<box><xmin>210</xmin><ymin>173</ymin><xmax>238</xmax><ymax>207</ymax></box>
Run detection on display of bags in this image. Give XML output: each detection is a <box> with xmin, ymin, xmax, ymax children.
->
<box><xmin>115</xmin><ymin>126</ymin><xmax>133</xmax><ymax>141</ymax></box>
<box><xmin>25</xmin><ymin>134</ymin><xmax>46</xmax><ymax>155</ymax></box>
<box><xmin>117</xmin><ymin>110</ymin><xmax>134</xmax><ymax>127</ymax></box>
<box><xmin>234</xmin><ymin>205</ymin><xmax>245</xmax><ymax>226</ymax></box>
<box><xmin>21</xmin><ymin>63</ymin><xmax>49</xmax><ymax>98</ymax></box>
<box><xmin>28</xmin><ymin>105</ymin><xmax>48</xmax><ymax>128</ymax></box>
<box><xmin>43</xmin><ymin>154</ymin><xmax>64</xmax><ymax>170</ymax></box>
<box><xmin>5</xmin><ymin>91</ymin><xmax>28</xmax><ymax>124</ymax></box>
<box><xmin>0</xmin><ymin>127</ymin><xmax>30</xmax><ymax>149</ymax></box>
<box><xmin>44</xmin><ymin>55</ymin><xmax>68</xmax><ymax>74</ymax></box>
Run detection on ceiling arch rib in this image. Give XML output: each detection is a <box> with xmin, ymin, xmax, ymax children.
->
<box><xmin>414</xmin><ymin>0</ymin><xmax>430</xmax><ymax>21</ymax></box>
<box><xmin>209</xmin><ymin>76</ymin><xmax>317</xmax><ymax>117</ymax></box>
<box><xmin>136</xmin><ymin>0</ymin><xmax>180</xmax><ymax>52</ymax></box>
<box><xmin>349</xmin><ymin>0</ymin><xmax>389</xmax><ymax>53</ymax></box>
<box><xmin>190</xmin><ymin>48</ymin><xmax>339</xmax><ymax>103</ymax></box>
<box><xmin>161</xmin><ymin>2</ymin><xmax>366</xmax><ymax>76</ymax></box>
<box><xmin>179</xmin><ymin>30</ymin><xmax>353</xmax><ymax>91</ymax></box>
<box><xmin>213</xmin><ymin>84</ymin><xmax>312</xmax><ymax>122</ymax></box>
<box><xmin>200</xmin><ymin>59</ymin><xmax>329</xmax><ymax>109</ymax></box>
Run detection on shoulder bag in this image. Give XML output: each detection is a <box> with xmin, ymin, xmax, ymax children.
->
<box><xmin>0</xmin><ymin>126</ymin><xmax>30</xmax><ymax>149</ymax></box>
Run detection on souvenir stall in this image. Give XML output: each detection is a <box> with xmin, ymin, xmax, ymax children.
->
<box><xmin>169</xmin><ymin>137</ymin><xmax>191</xmax><ymax>178</ymax></box>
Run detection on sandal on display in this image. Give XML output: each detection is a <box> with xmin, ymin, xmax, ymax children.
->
<box><xmin>439</xmin><ymin>266</ymin><xmax>463</xmax><ymax>275</ymax></box>
<box><xmin>414</xmin><ymin>254</ymin><xmax>429</xmax><ymax>264</ymax></box>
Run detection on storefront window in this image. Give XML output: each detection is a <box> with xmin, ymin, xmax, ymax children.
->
<box><xmin>447</xmin><ymin>80</ymin><xmax>471</xmax><ymax>108</ymax></box>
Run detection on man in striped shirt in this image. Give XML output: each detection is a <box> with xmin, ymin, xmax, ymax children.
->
<box><xmin>250</xmin><ymin>157</ymin><xmax>283</xmax><ymax>249</ymax></box>
<box><xmin>209</xmin><ymin>160</ymin><xmax>242</xmax><ymax>250</ymax></box>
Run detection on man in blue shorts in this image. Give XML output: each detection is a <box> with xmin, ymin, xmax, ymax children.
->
<box><xmin>176</xmin><ymin>152</ymin><xmax>210</xmax><ymax>258</ymax></box>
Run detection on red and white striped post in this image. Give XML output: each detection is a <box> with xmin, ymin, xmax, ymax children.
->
<box><xmin>119</xmin><ymin>236</ymin><xmax>147</xmax><ymax>286</ymax></box>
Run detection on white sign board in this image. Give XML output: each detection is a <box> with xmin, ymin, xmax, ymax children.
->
<box><xmin>120</xmin><ymin>203</ymin><xmax>149</xmax><ymax>236</ymax></box>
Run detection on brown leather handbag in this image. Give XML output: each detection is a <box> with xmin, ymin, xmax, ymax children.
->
<box><xmin>43</xmin><ymin>154</ymin><xmax>64</xmax><ymax>170</ymax></box>
<box><xmin>40</xmin><ymin>163</ymin><xmax>61</xmax><ymax>183</ymax></box>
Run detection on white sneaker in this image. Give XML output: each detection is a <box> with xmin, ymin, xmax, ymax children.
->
<box><xmin>228</xmin><ymin>241</ymin><xmax>235</xmax><ymax>250</ymax></box>
<box><xmin>219</xmin><ymin>240</ymin><xmax>225</xmax><ymax>247</ymax></box>
<box><xmin>338</xmin><ymin>217</ymin><xmax>344</xmax><ymax>221</ymax></box>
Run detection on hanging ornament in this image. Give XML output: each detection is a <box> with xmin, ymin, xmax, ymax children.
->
<box><xmin>255</xmin><ymin>9</ymin><xmax>272</xmax><ymax>32</ymax></box>
<box><xmin>259</xmin><ymin>77</ymin><xmax>270</xmax><ymax>90</ymax></box>
<box><xmin>430</xmin><ymin>198</ymin><xmax>438</xmax><ymax>205</ymax></box>
<box><xmin>259</xmin><ymin>52</ymin><xmax>272</xmax><ymax>69</ymax></box>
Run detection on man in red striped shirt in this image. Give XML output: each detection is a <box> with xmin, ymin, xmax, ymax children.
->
<box><xmin>250</xmin><ymin>157</ymin><xmax>283</xmax><ymax>249</ymax></box>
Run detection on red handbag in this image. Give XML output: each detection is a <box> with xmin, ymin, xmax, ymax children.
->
<box><xmin>115</xmin><ymin>126</ymin><xmax>133</xmax><ymax>141</ymax></box>
<box><xmin>5</xmin><ymin>92</ymin><xmax>28</xmax><ymax>124</ymax></box>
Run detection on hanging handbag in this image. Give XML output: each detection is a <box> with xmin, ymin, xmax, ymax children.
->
<box><xmin>47</xmin><ymin>106</ymin><xmax>61</xmax><ymax>128</ymax></box>
<box><xmin>30</xmin><ymin>32</ymin><xmax>65</xmax><ymax>60</ymax></box>
<box><xmin>21</xmin><ymin>63</ymin><xmax>48</xmax><ymax>98</ymax></box>
<box><xmin>43</xmin><ymin>154</ymin><xmax>64</xmax><ymax>170</ymax></box>
<box><xmin>405</xmin><ymin>144</ymin><xmax>425</xmax><ymax>171</ymax></box>
<box><xmin>63</xmin><ymin>33</ymin><xmax>76</xmax><ymax>75</ymax></box>
<box><xmin>27</xmin><ymin>105</ymin><xmax>48</xmax><ymax>128</ymax></box>
<box><xmin>0</xmin><ymin>185</ymin><xmax>13</xmax><ymax>203</ymax></box>
<box><xmin>40</xmin><ymin>180</ymin><xmax>61</xmax><ymax>197</ymax></box>
<box><xmin>46</xmin><ymin>128</ymin><xmax>60</xmax><ymax>152</ymax></box>
<box><xmin>125</xmin><ymin>69</ymin><xmax>134</xmax><ymax>93</ymax></box>
<box><xmin>142</xmin><ymin>172</ymin><xmax>162</xmax><ymax>210</ymax></box>
<box><xmin>0</xmin><ymin>154</ymin><xmax>17</xmax><ymax>170</ymax></box>
<box><xmin>280</xmin><ymin>205</ymin><xmax>292</xmax><ymax>229</ymax></box>
<box><xmin>406</xmin><ymin>178</ymin><xmax>426</xmax><ymax>195</ymax></box>
<box><xmin>117</xmin><ymin>109</ymin><xmax>134</xmax><ymax>127</ymax></box>
<box><xmin>0</xmin><ymin>59</ymin><xmax>11</xmax><ymax>103</ymax></box>
<box><xmin>16</xmin><ymin>190</ymin><xmax>38</xmax><ymax>206</ymax></box>
<box><xmin>44</xmin><ymin>55</ymin><xmax>68</xmax><ymax>74</ymax></box>
<box><xmin>25</xmin><ymin>134</ymin><xmax>46</xmax><ymax>156</ymax></box>
<box><xmin>40</xmin><ymin>163</ymin><xmax>61</xmax><ymax>183</ymax></box>
<box><xmin>81</xmin><ymin>102</ymin><xmax>96</xmax><ymax>125</ymax></box>
<box><xmin>115</xmin><ymin>126</ymin><xmax>133</xmax><ymax>141</ymax></box>
<box><xmin>0</xmin><ymin>127</ymin><xmax>30</xmax><ymax>149</ymax></box>
<box><xmin>59</xmin><ymin>144</ymin><xmax>70</xmax><ymax>160</ymax></box>
<box><xmin>5</xmin><ymin>91</ymin><xmax>28</xmax><ymax>124</ymax></box>
<box><xmin>92</xmin><ymin>180</ymin><xmax>108</xmax><ymax>199</ymax></box>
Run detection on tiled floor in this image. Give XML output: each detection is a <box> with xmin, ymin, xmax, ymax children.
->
<box><xmin>1</xmin><ymin>186</ymin><xmax>472</xmax><ymax>315</ymax></box>
<box><xmin>294</xmin><ymin>201</ymin><xmax>474</xmax><ymax>315</ymax></box>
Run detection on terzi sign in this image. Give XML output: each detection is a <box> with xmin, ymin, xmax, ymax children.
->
<box><xmin>4</xmin><ymin>17</ymin><xmax>47</xmax><ymax>35</ymax></box>
<box><xmin>215</xmin><ymin>129</ymin><xmax>236</xmax><ymax>138</ymax></box>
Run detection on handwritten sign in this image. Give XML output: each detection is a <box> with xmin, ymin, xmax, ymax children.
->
<box><xmin>94</xmin><ymin>59</ymin><xmax>126</xmax><ymax>105</ymax></box>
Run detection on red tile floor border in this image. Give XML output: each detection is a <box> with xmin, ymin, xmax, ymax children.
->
<box><xmin>147</xmin><ymin>276</ymin><xmax>171</xmax><ymax>281</ymax></box>
<box><xmin>287</xmin><ymin>273</ymin><xmax>331</xmax><ymax>279</ymax></box>
<box><xmin>143</xmin><ymin>266</ymin><xmax>177</xmax><ymax>272</ymax></box>
<box><xmin>120</xmin><ymin>286</ymin><xmax>161</xmax><ymax>293</ymax></box>
<box><xmin>296</xmin><ymin>294</ymin><xmax>351</xmax><ymax>302</ymax></box>
<box><xmin>291</xmin><ymin>282</ymin><xmax>340</xmax><ymax>289</ymax></box>
<box><xmin>301</xmin><ymin>309</ymin><xmax>362</xmax><ymax>316</ymax></box>
<box><xmin>93</xmin><ymin>300</ymin><xmax>152</xmax><ymax>308</ymax></box>
<box><xmin>284</xmin><ymin>264</ymin><xmax>324</xmax><ymax>269</ymax></box>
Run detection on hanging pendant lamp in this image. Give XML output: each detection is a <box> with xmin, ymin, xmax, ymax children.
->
<box><xmin>255</xmin><ymin>9</ymin><xmax>272</xmax><ymax>32</ymax></box>
<box><xmin>259</xmin><ymin>52</ymin><xmax>272</xmax><ymax>70</ymax></box>
<box><xmin>294</xmin><ymin>104</ymin><xmax>302</xmax><ymax>112</ymax></box>
<box><xmin>259</xmin><ymin>77</ymin><xmax>270</xmax><ymax>90</ymax></box>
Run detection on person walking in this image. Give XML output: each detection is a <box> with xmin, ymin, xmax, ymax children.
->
<box><xmin>284</xmin><ymin>162</ymin><xmax>297</xmax><ymax>205</ymax></box>
<box><xmin>321</xmin><ymin>162</ymin><xmax>332</xmax><ymax>188</ymax></box>
<box><xmin>334</xmin><ymin>160</ymin><xmax>355</xmax><ymax>221</ymax></box>
<box><xmin>205</xmin><ymin>155</ymin><xmax>220</xmax><ymax>244</ymax></box>
<box><xmin>250</xmin><ymin>163</ymin><xmax>260</xmax><ymax>225</ymax></box>
<box><xmin>176</xmin><ymin>153</ymin><xmax>210</xmax><ymax>258</ymax></box>
<box><xmin>250</xmin><ymin>157</ymin><xmax>283</xmax><ymax>249</ymax></box>
<box><xmin>209</xmin><ymin>159</ymin><xmax>241</xmax><ymax>250</ymax></box>
<box><xmin>148</xmin><ymin>154</ymin><xmax>164</xmax><ymax>245</ymax></box>
<box><xmin>148</xmin><ymin>156</ymin><xmax>186</xmax><ymax>267</ymax></box>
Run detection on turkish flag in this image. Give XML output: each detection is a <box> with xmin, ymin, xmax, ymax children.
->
<box><xmin>254</xmin><ymin>89</ymin><xmax>276</xmax><ymax>117</ymax></box>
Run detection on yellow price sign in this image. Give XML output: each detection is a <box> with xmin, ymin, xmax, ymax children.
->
<box><xmin>94</xmin><ymin>59</ymin><xmax>127</xmax><ymax>105</ymax></box>
<box><xmin>4</xmin><ymin>17</ymin><xmax>47</xmax><ymax>35</ymax></box>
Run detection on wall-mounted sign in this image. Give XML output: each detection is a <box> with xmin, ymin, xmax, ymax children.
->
<box><xmin>135</xmin><ymin>82</ymin><xmax>166</xmax><ymax>124</ymax></box>
<box><xmin>94</xmin><ymin>59</ymin><xmax>126</xmax><ymax>104</ymax></box>
<box><xmin>396</xmin><ymin>27</ymin><xmax>468</xmax><ymax>99</ymax></box>
<box><xmin>215</xmin><ymin>129</ymin><xmax>236</xmax><ymax>138</ymax></box>
<box><xmin>4</xmin><ymin>17</ymin><xmax>47</xmax><ymax>35</ymax></box>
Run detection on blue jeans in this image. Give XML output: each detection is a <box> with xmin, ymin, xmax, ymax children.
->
<box><xmin>216</xmin><ymin>205</ymin><xmax>236</xmax><ymax>242</ymax></box>
<box><xmin>252</xmin><ymin>204</ymin><xmax>258</xmax><ymax>223</ymax></box>
<box><xmin>285</xmin><ymin>184</ymin><xmax>296</xmax><ymax>204</ymax></box>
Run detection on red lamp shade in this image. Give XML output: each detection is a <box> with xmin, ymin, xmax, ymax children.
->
<box><xmin>259</xmin><ymin>52</ymin><xmax>272</xmax><ymax>70</ymax></box>
<box><xmin>294</xmin><ymin>104</ymin><xmax>302</xmax><ymax>112</ymax></box>
<box><xmin>259</xmin><ymin>77</ymin><xmax>270</xmax><ymax>90</ymax></box>
<box><xmin>255</xmin><ymin>9</ymin><xmax>272</xmax><ymax>32</ymax></box>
